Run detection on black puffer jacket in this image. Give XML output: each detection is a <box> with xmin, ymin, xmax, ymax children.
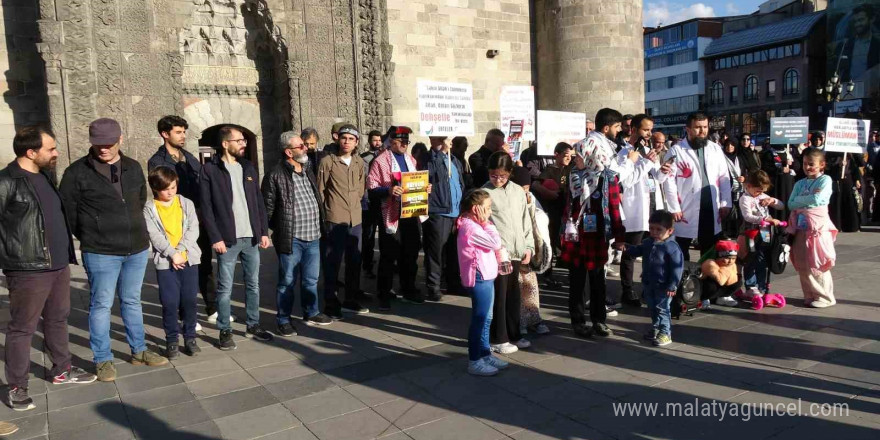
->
<box><xmin>262</xmin><ymin>160</ymin><xmax>323</xmax><ymax>254</ymax></box>
<box><xmin>59</xmin><ymin>154</ymin><xmax>150</xmax><ymax>256</ymax></box>
<box><xmin>0</xmin><ymin>162</ymin><xmax>77</xmax><ymax>270</ymax></box>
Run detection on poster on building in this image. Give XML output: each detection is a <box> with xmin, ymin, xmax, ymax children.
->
<box><xmin>827</xmin><ymin>0</ymin><xmax>880</xmax><ymax>99</ymax></box>
<box><xmin>536</xmin><ymin>110</ymin><xmax>586</xmax><ymax>156</ymax></box>
<box><xmin>399</xmin><ymin>170</ymin><xmax>430</xmax><ymax>218</ymax></box>
<box><xmin>824</xmin><ymin>117</ymin><xmax>872</xmax><ymax>153</ymax></box>
<box><xmin>507</xmin><ymin>120</ymin><xmax>524</xmax><ymax>161</ymax></box>
<box><xmin>500</xmin><ymin>86</ymin><xmax>536</xmax><ymax>142</ymax></box>
<box><xmin>769</xmin><ymin>117</ymin><xmax>809</xmax><ymax>144</ymax></box>
<box><xmin>417</xmin><ymin>80</ymin><xmax>475</xmax><ymax>137</ymax></box>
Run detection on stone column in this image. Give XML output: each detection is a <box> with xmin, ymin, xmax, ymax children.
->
<box><xmin>534</xmin><ymin>0</ymin><xmax>644</xmax><ymax>119</ymax></box>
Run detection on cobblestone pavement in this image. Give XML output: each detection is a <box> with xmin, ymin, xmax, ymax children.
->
<box><xmin>1</xmin><ymin>228</ymin><xmax>879</xmax><ymax>440</ymax></box>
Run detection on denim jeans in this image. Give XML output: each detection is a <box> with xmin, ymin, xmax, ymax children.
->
<box><xmin>157</xmin><ymin>265</ymin><xmax>199</xmax><ymax>343</ymax></box>
<box><xmin>744</xmin><ymin>239</ymin><xmax>768</xmax><ymax>292</ymax></box>
<box><xmin>467</xmin><ymin>272</ymin><xmax>495</xmax><ymax>361</ymax></box>
<box><xmin>216</xmin><ymin>238</ymin><xmax>261</xmax><ymax>330</ymax></box>
<box><xmin>323</xmin><ymin>222</ymin><xmax>362</xmax><ymax>312</ymax></box>
<box><xmin>643</xmin><ymin>286</ymin><xmax>673</xmax><ymax>337</ymax></box>
<box><xmin>276</xmin><ymin>238</ymin><xmax>320</xmax><ymax>324</ymax></box>
<box><xmin>82</xmin><ymin>249</ymin><xmax>149</xmax><ymax>363</ymax></box>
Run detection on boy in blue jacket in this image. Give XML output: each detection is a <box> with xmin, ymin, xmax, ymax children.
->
<box><xmin>620</xmin><ymin>210</ymin><xmax>684</xmax><ymax>346</ymax></box>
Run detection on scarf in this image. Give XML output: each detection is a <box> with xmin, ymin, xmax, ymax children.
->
<box><xmin>571</xmin><ymin>132</ymin><xmax>619</xmax><ymax>238</ymax></box>
<box><xmin>367</xmin><ymin>150</ymin><xmax>426</xmax><ymax>233</ymax></box>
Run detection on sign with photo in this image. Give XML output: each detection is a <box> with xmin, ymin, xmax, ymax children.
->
<box><xmin>824</xmin><ymin>117</ymin><xmax>871</xmax><ymax>153</ymax></box>
<box><xmin>417</xmin><ymin>80</ymin><xmax>475</xmax><ymax>137</ymax></box>
<box><xmin>536</xmin><ymin>110</ymin><xmax>586</xmax><ymax>156</ymax></box>
<box><xmin>500</xmin><ymin>86</ymin><xmax>536</xmax><ymax>142</ymax></box>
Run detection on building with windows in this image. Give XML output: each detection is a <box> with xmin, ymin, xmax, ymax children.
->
<box><xmin>703</xmin><ymin>11</ymin><xmax>827</xmax><ymax>139</ymax></box>
<box><xmin>644</xmin><ymin>19</ymin><xmax>723</xmax><ymax>134</ymax></box>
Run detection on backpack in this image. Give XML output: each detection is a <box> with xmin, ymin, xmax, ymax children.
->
<box><xmin>767</xmin><ymin>226</ymin><xmax>790</xmax><ymax>275</ymax></box>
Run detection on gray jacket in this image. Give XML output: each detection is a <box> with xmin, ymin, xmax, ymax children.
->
<box><xmin>143</xmin><ymin>195</ymin><xmax>201</xmax><ymax>271</ymax></box>
<box><xmin>482</xmin><ymin>181</ymin><xmax>534</xmax><ymax>261</ymax></box>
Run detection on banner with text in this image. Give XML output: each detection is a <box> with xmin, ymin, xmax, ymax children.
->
<box><xmin>769</xmin><ymin>117</ymin><xmax>809</xmax><ymax>144</ymax></box>
<box><xmin>824</xmin><ymin>117</ymin><xmax>871</xmax><ymax>154</ymax></box>
<box><xmin>417</xmin><ymin>80</ymin><xmax>474</xmax><ymax>137</ymax></box>
<box><xmin>400</xmin><ymin>171</ymin><xmax>430</xmax><ymax>219</ymax></box>
<box><xmin>536</xmin><ymin>110</ymin><xmax>586</xmax><ymax>156</ymax></box>
<box><xmin>500</xmin><ymin>86</ymin><xmax>536</xmax><ymax>142</ymax></box>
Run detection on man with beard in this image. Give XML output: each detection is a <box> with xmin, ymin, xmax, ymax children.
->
<box><xmin>301</xmin><ymin>127</ymin><xmax>322</xmax><ymax>176</ymax></box>
<box><xmin>200</xmin><ymin>126</ymin><xmax>273</xmax><ymax>350</ymax></box>
<box><xmin>659</xmin><ymin>113</ymin><xmax>734</xmax><ymax>305</ymax></box>
<box><xmin>361</xmin><ymin>130</ymin><xmax>384</xmax><ymax>278</ymax></box>
<box><xmin>148</xmin><ymin>116</ymin><xmax>214</xmax><ymax>327</ymax></box>
<box><xmin>617</xmin><ymin>114</ymin><xmax>667</xmax><ymax>308</ymax></box>
<box><xmin>839</xmin><ymin>4</ymin><xmax>880</xmax><ymax>82</ymax></box>
<box><xmin>1</xmin><ymin>127</ymin><xmax>97</xmax><ymax>411</ymax></box>
<box><xmin>263</xmin><ymin>132</ymin><xmax>332</xmax><ymax>335</ymax></box>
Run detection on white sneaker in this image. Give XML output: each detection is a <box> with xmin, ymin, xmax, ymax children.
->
<box><xmin>605</xmin><ymin>307</ymin><xmax>618</xmax><ymax>317</ymax></box>
<box><xmin>716</xmin><ymin>296</ymin><xmax>739</xmax><ymax>307</ymax></box>
<box><xmin>482</xmin><ymin>355</ymin><xmax>509</xmax><ymax>370</ymax></box>
<box><xmin>206</xmin><ymin>312</ymin><xmax>233</xmax><ymax>324</ymax></box>
<box><xmin>747</xmin><ymin>287</ymin><xmax>763</xmax><ymax>297</ymax></box>
<box><xmin>810</xmin><ymin>299</ymin><xmax>835</xmax><ymax>308</ymax></box>
<box><xmin>468</xmin><ymin>358</ymin><xmax>498</xmax><ymax>376</ymax></box>
<box><xmin>533</xmin><ymin>323</ymin><xmax>550</xmax><ymax>334</ymax></box>
<box><xmin>490</xmin><ymin>342</ymin><xmax>518</xmax><ymax>354</ymax></box>
<box><xmin>700</xmin><ymin>299</ymin><xmax>712</xmax><ymax>310</ymax></box>
<box><xmin>179</xmin><ymin>322</ymin><xmax>203</xmax><ymax>332</ymax></box>
<box><xmin>514</xmin><ymin>338</ymin><xmax>531</xmax><ymax>349</ymax></box>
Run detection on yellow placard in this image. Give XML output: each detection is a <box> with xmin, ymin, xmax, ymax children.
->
<box><xmin>400</xmin><ymin>171</ymin><xmax>429</xmax><ymax>218</ymax></box>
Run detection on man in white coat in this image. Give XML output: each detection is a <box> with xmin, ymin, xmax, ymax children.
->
<box><xmin>660</xmin><ymin>113</ymin><xmax>736</xmax><ymax>305</ymax></box>
<box><xmin>618</xmin><ymin>114</ymin><xmax>666</xmax><ymax>307</ymax></box>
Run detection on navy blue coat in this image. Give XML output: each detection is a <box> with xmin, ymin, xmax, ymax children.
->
<box><xmin>625</xmin><ymin>238</ymin><xmax>684</xmax><ymax>292</ymax></box>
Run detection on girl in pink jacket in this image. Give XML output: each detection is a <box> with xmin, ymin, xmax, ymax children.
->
<box><xmin>457</xmin><ymin>189</ymin><xmax>510</xmax><ymax>376</ymax></box>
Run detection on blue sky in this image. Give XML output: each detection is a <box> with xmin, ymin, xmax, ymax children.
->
<box><xmin>644</xmin><ymin>0</ymin><xmax>766</xmax><ymax>27</ymax></box>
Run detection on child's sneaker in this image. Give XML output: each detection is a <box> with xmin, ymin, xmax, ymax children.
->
<box><xmin>716</xmin><ymin>296</ymin><xmax>738</xmax><ymax>307</ymax></box>
<box><xmin>653</xmin><ymin>334</ymin><xmax>672</xmax><ymax>347</ymax></box>
<box><xmin>699</xmin><ymin>299</ymin><xmax>712</xmax><ymax>310</ymax></box>
<box><xmin>467</xmin><ymin>358</ymin><xmax>498</xmax><ymax>376</ymax></box>
<box><xmin>643</xmin><ymin>329</ymin><xmax>659</xmax><ymax>341</ymax></box>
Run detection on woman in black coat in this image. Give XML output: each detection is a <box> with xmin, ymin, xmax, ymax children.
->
<box><xmin>760</xmin><ymin>143</ymin><xmax>798</xmax><ymax>219</ymax></box>
<box><xmin>826</xmin><ymin>152</ymin><xmax>864</xmax><ymax>232</ymax></box>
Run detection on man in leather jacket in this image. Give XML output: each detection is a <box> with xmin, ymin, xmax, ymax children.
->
<box><xmin>0</xmin><ymin>127</ymin><xmax>96</xmax><ymax>411</ymax></box>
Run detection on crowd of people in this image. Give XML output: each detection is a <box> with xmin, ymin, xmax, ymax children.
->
<box><xmin>0</xmin><ymin>108</ymin><xmax>871</xmax><ymax>415</ymax></box>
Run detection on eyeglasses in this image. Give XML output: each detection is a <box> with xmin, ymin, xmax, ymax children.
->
<box><xmin>226</xmin><ymin>138</ymin><xmax>248</xmax><ymax>145</ymax></box>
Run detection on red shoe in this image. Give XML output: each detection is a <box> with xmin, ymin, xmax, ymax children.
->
<box><xmin>764</xmin><ymin>293</ymin><xmax>786</xmax><ymax>308</ymax></box>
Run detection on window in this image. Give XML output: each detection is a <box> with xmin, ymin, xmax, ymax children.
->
<box><xmin>767</xmin><ymin>79</ymin><xmax>776</xmax><ymax>97</ymax></box>
<box><xmin>744</xmin><ymin>75</ymin><xmax>758</xmax><ymax>101</ymax></box>
<box><xmin>683</xmin><ymin>22</ymin><xmax>697</xmax><ymax>39</ymax></box>
<box><xmin>743</xmin><ymin>113</ymin><xmax>757</xmax><ymax>134</ymax></box>
<box><xmin>710</xmin><ymin>81</ymin><xmax>724</xmax><ymax>105</ymax></box>
<box><xmin>730</xmin><ymin>85</ymin><xmax>739</xmax><ymax>103</ymax></box>
<box><xmin>783</xmin><ymin>68</ymin><xmax>799</xmax><ymax>95</ymax></box>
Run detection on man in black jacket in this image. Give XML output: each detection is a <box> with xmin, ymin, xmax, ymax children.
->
<box><xmin>1</xmin><ymin>127</ymin><xmax>96</xmax><ymax>411</ymax></box>
<box><xmin>200</xmin><ymin>125</ymin><xmax>272</xmax><ymax>350</ymax></box>
<box><xmin>59</xmin><ymin>118</ymin><xmax>168</xmax><ymax>383</ymax></box>
<box><xmin>421</xmin><ymin>136</ymin><xmax>465</xmax><ymax>301</ymax></box>
<box><xmin>262</xmin><ymin>132</ymin><xmax>333</xmax><ymax>336</ymax></box>
<box><xmin>360</xmin><ymin>130</ymin><xmax>384</xmax><ymax>278</ymax></box>
<box><xmin>148</xmin><ymin>115</ymin><xmax>217</xmax><ymax>321</ymax></box>
<box><xmin>468</xmin><ymin>128</ymin><xmax>506</xmax><ymax>187</ymax></box>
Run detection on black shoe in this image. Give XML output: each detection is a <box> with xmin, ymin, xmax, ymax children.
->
<box><xmin>165</xmin><ymin>342</ymin><xmax>179</xmax><ymax>360</ymax></box>
<box><xmin>643</xmin><ymin>330</ymin><xmax>659</xmax><ymax>341</ymax></box>
<box><xmin>218</xmin><ymin>329</ymin><xmax>237</xmax><ymax>351</ymax></box>
<box><xmin>401</xmin><ymin>295</ymin><xmax>425</xmax><ymax>305</ymax></box>
<box><xmin>6</xmin><ymin>386</ymin><xmax>35</xmax><ymax>411</ymax></box>
<box><xmin>389</xmin><ymin>289</ymin><xmax>399</xmax><ymax>298</ymax></box>
<box><xmin>363</xmin><ymin>268</ymin><xmax>376</xmax><ymax>279</ymax></box>
<box><xmin>341</xmin><ymin>301</ymin><xmax>370</xmax><ymax>314</ymax></box>
<box><xmin>427</xmin><ymin>291</ymin><xmax>443</xmax><ymax>302</ymax></box>
<box><xmin>593</xmin><ymin>323</ymin><xmax>612</xmax><ymax>337</ymax></box>
<box><xmin>544</xmin><ymin>278</ymin><xmax>563</xmax><ymax>289</ymax></box>
<box><xmin>572</xmin><ymin>323</ymin><xmax>592</xmax><ymax>338</ymax></box>
<box><xmin>277</xmin><ymin>322</ymin><xmax>297</xmax><ymax>337</ymax></box>
<box><xmin>183</xmin><ymin>339</ymin><xmax>201</xmax><ymax>356</ymax></box>
<box><xmin>622</xmin><ymin>298</ymin><xmax>642</xmax><ymax>307</ymax></box>
<box><xmin>355</xmin><ymin>290</ymin><xmax>373</xmax><ymax>303</ymax></box>
<box><xmin>325</xmin><ymin>309</ymin><xmax>344</xmax><ymax>321</ymax></box>
<box><xmin>246</xmin><ymin>325</ymin><xmax>274</xmax><ymax>342</ymax></box>
<box><xmin>378</xmin><ymin>296</ymin><xmax>392</xmax><ymax>311</ymax></box>
<box><xmin>304</xmin><ymin>313</ymin><xmax>333</xmax><ymax>326</ymax></box>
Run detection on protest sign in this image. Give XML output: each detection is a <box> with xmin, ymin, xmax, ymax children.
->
<box><xmin>825</xmin><ymin>117</ymin><xmax>871</xmax><ymax>154</ymax></box>
<box><xmin>500</xmin><ymin>86</ymin><xmax>536</xmax><ymax>142</ymax></box>
<box><xmin>399</xmin><ymin>171</ymin><xmax>430</xmax><ymax>218</ymax></box>
<box><xmin>417</xmin><ymin>80</ymin><xmax>474</xmax><ymax>137</ymax></box>
<box><xmin>536</xmin><ymin>110</ymin><xmax>586</xmax><ymax>156</ymax></box>
<box><xmin>507</xmin><ymin>120</ymin><xmax>524</xmax><ymax>161</ymax></box>
<box><xmin>769</xmin><ymin>117</ymin><xmax>809</xmax><ymax>144</ymax></box>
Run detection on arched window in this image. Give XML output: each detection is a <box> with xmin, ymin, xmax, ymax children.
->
<box><xmin>743</xmin><ymin>114</ymin><xmax>757</xmax><ymax>134</ymax></box>
<box><xmin>710</xmin><ymin>81</ymin><xmax>724</xmax><ymax>105</ymax></box>
<box><xmin>783</xmin><ymin>68</ymin><xmax>799</xmax><ymax>95</ymax></box>
<box><xmin>744</xmin><ymin>75</ymin><xmax>758</xmax><ymax>101</ymax></box>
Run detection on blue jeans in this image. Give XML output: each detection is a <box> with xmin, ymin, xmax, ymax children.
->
<box><xmin>323</xmin><ymin>222</ymin><xmax>362</xmax><ymax>311</ymax></box>
<box><xmin>744</xmin><ymin>238</ymin><xmax>768</xmax><ymax>292</ymax></box>
<box><xmin>467</xmin><ymin>272</ymin><xmax>495</xmax><ymax>361</ymax></box>
<box><xmin>643</xmin><ymin>286</ymin><xmax>672</xmax><ymax>338</ymax></box>
<box><xmin>216</xmin><ymin>238</ymin><xmax>261</xmax><ymax>330</ymax></box>
<box><xmin>157</xmin><ymin>265</ymin><xmax>199</xmax><ymax>343</ymax></box>
<box><xmin>276</xmin><ymin>238</ymin><xmax>320</xmax><ymax>324</ymax></box>
<box><xmin>82</xmin><ymin>249</ymin><xmax>149</xmax><ymax>363</ymax></box>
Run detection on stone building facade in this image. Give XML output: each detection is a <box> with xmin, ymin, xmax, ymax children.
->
<box><xmin>0</xmin><ymin>0</ymin><xmax>644</xmax><ymax>172</ymax></box>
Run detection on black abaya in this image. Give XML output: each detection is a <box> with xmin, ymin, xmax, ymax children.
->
<box><xmin>826</xmin><ymin>152</ymin><xmax>863</xmax><ymax>232</ymax></box>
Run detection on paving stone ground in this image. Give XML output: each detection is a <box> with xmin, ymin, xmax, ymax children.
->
<box><xmin>1</xmin><ymin>228</ymin><xmax>879</xmax><ymax>440</ymax></box>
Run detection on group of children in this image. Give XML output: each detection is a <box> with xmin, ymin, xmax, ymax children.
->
<box><xmin>457</xmin><ymin>147</ymin><xmax>840</xmax><ymax>376</ymax></box>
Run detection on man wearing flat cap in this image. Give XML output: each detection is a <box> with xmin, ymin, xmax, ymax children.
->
<box><xmin>59</xmin><ymin>118</ymin><xmax>168</xmax><ymax>383</ymax></box>
<box><xmin>317</xmin><ymin>124</ymin><xmax>370</xmax><ymax>318</ymax></box>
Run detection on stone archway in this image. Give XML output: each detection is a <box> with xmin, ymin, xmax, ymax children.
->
<box><xmin>183</xmin><ymin>98</ymin><xmax>264</xmax><ymax>168</ymax></box>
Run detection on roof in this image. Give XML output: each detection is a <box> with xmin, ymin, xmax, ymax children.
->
<box><xmin>703</xmin><ymin>11</ymin><xmax>824</xmax><ymax>58</ymax></box>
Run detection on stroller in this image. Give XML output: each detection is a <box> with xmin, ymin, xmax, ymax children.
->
<box><xmin>736</xmin><ymin>220</ymin><xmax>790</xmax><ymax>309</ymax></box>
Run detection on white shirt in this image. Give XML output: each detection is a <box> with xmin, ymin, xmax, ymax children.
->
<box><xmin>659</xmin><ymin>137</ymin><xmax>732</xmax><ymax>239</ymax></box>
<box><xmin>618</xmin><ymin>143</ymin><xmax>666</xmax><ymax>232</ymax></box>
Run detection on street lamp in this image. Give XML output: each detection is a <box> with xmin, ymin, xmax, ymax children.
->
<box><xmin>816</xmin><ymin>70</ymin><xmax>855</xmax><ymax>116</ymax></box>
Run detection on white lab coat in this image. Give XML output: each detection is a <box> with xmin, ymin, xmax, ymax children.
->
<box><xmin>659</xmin><ymin>137</ymin><xmax>732</xmax><ymax>239</ymax></box>
<box><xmin>618</xmin><ymin>143</ymin><xmax>666</xmax><ymax>232</ymax></box>
<box><xmin>570</xmin><ymin>132</ymin><xmax>652</xmax><ymax>218</ymax></box>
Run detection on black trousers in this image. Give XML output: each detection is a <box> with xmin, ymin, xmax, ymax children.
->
<box><xmin>422</xmin><ymin>215</ymin><xmax>455</xmax><ymax>296</ymax></box>
<box><xmin>569</xmin><ymin>267</ymin><xmax>607</xmax><ymax>326</ymax></box>
<box><xmin>490</xmin><ymin>261</ymin><xmax>523</xmax><ymax>344</ymax></box>
<box><xmin>701</xmin><ymin>278</ymin><xmax>743</xmax><ymax>301</ymax></box>
<box><xmin>378</xmin><ymin>217</ymin><xmax>422</xmax><ymax>300</ymax></box>
<box><xmin>196</xmin><ymin>225</ymin><xmax>217</xmax><ymax>315</ymax></box>
<box><xmin>444</xmin><ymin>230</ymin><xmax>463</xmax><ymax>294</ymax></box>
<box><xmin>620</xmin><ymin>231</ymin><xmax>646</xmax><ymax>301</ymax></box>
<box><xmin>361</xmin><ymin>202</ymin><xmax>381</xmax><ymax>271</ymax></box>
<box><xmin>323</xmin><ymin>222</ymin><xmax>363</xmax><ymax>311</ymax></box>
<box><xmin>675</xmin><ymin>234</ymin><xmax>719</xmax><ymax>262</ymax></box>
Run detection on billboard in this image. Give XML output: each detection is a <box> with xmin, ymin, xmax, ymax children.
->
<box><xmin>827</xmin><ymin>0</ymin><xmax>880</xmax><ymax>99</ymax></box>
